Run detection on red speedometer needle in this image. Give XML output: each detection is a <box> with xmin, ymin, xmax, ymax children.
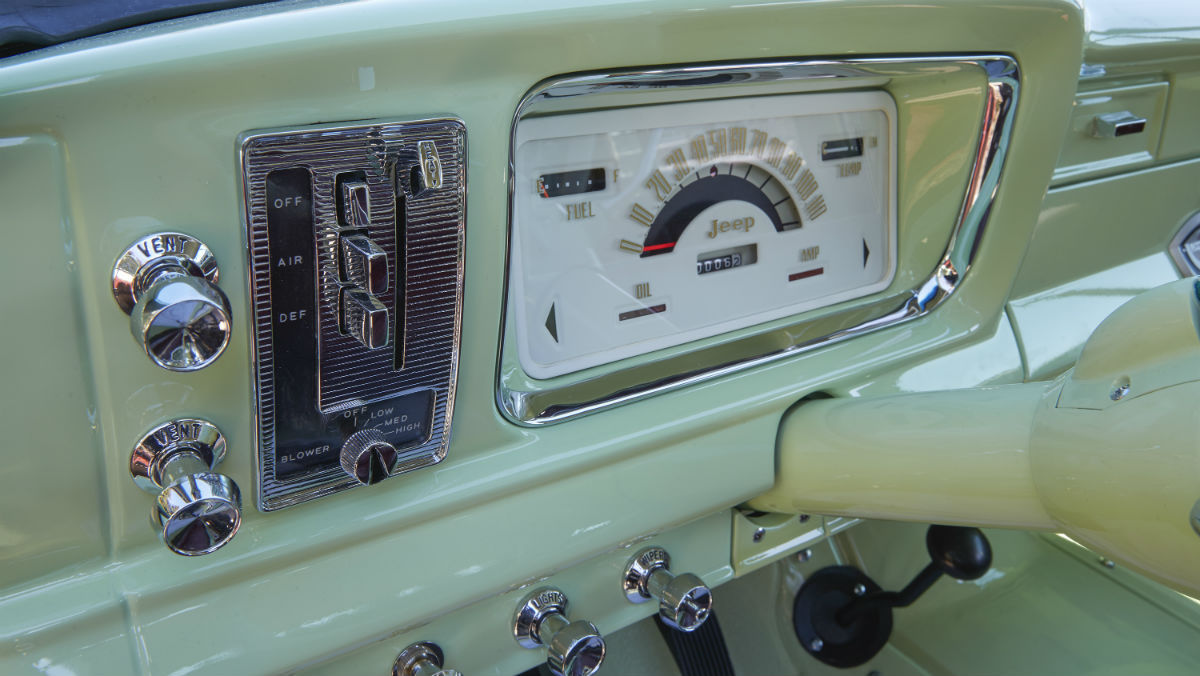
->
<box><xmin>642</xmin><ymin>242</ymin><xmax>675</xmax><ymax>253</ymax></box>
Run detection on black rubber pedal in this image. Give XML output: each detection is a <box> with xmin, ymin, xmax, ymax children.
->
<box><xmin>656</xmin><ymin>610</ymin><xmax>736</xmax><ymax>676</ymax></box>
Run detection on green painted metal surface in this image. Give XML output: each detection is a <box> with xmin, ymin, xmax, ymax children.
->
<box><xmin>2</xmin><ymin>0</ymin><xmax>1200</xmax><ymax>673</ymax></box>
<box><xmin>849</xmin><ymin>523</ymin><xmax>1200</xmax><ymax>675</ymax></box>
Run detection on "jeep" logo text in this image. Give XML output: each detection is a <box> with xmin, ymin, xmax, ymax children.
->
<box><xmin>707</xmin><ymin>216</ymin><xmax>755</xmax><ymax>238</ymax></box>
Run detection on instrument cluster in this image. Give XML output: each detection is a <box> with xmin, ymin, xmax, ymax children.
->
<box><xmin>511</xmin><ymin>92</ymin><xmax>896</xmax><ymax>378</ymax></box>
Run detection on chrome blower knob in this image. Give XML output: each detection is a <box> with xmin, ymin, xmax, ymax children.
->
<box><xmin>130</xmin><ymin>419</ymin><xmax>242</xmax><ymax>556</ymax></box>
<box><xmin>112</xmin><ymin>232</ymin><xmax>232</xmax><ymax>371</ymax></box>
<box><xmin>513</xmin><ymin>587</ymin><xmax>606</xmax><ymax>676</ymax></box>
<box><xmin>622</xmin><ymin>547</ymin><xmax>713</xmax><ymax>632</ymax></box>
<box><xmin>392</xmin><ymin>642</ymin><xmax>461</xmax><ymax>676</ymax></box>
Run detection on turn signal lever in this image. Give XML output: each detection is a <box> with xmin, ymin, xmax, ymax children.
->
<box><xmin>749</xmin><ymin>278</ymin><xmax>1200</xmax><ymax>598</ymax></box>
<box><xmin>793</xmin><ymin>525</ymin><xmax>992</xmax><ymax>667</ymax></box>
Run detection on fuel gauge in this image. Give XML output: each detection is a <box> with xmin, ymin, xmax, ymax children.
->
<box><xmin>537</xmin><ymin>168</ymin><xmax>607</xmax><ymax>198</ymax></box>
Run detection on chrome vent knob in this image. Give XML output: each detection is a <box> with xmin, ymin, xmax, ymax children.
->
<box><xmin>113</xmin><ymin>232</ymin><xmax>232</xmax><ymax>371</ymax></box>
<box><xmin>131</xmin><ymin>419</ymin><xmax>242</xmax><ymax>556</ymax></box>
<box><xmin>393</xmin><ymin>642</ymin><xmax>461</xmax><ymax>676</ymax></box>
<box><xmin>622</xmin><ymin>547</ymin><xmax>713</xmax><ymax>632</ymax></box>
<box><xmin>154</xmin><ymin>472</ymin><xmax>241</xmax><ymax>556</ymax></box>
<box><xmin>132</xmin><ymin>274</ymin><xmax>232</xmax><ymax>371</ymax></box>
<box><xmin>513</xmin><ymin>587</ymin><xmax>605</xmax><ymax>676</ymax></box>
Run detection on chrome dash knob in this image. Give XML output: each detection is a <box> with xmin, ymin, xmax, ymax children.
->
<box><xmin>622</xmin><ymin>547</ymin><xmax>713</xmax><ymax>632</ymax></box>
<box><xmin>393</xmin><ymin>642</ymin><xmax>461</xmax><ymax>676</ymax></box>
<box><xmin>339</xmin><ymin>429</ymin><xmax>399</xmax><ymax>485</ymax></box>
<box><xmin>513</xmin><ymin>587</ymin><xmax>605</xmax><ymax>676</ymax></box>
<box><xmin>113</xmin><ymin>233</ymin><xmax>232</xmax><ymax>371</ymax></box>
<box><xmin>132</xmin><ymin>274</ymin><xmax>232</xmax><ymax>371</ymax></box>
<box><xmin>130</xmin><ymin>418</ymin><xmax>242</xmax><ymax>556</ymax></box>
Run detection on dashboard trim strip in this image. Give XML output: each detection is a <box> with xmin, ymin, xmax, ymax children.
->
<box><xmin>497</xmin><ymin>56</ymin><xmax>1019</xmax><ymax>425</ymax></box>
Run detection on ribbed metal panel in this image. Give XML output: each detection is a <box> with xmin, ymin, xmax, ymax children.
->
<box><xmin>242</xmin><ymin>119</ymin><xmax>465</xmax><ymax>510</ymax></box>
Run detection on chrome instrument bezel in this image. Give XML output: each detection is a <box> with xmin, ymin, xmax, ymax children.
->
<box><xmin>240</xmin><ymin>118</ymin><xmax>467</xmax><ymax>511</ymax></box>
<box><xmin>497</xmin><ymin>56</ymin><xmax>1020</xmax><ymax>425</ymax></box>
<box><xmin>1168</xmin><ymin>211</ymin><xmax>1200</xmax><ymax>276</ymax></box>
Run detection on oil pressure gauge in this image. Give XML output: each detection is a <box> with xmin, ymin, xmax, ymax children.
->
<box><xmin>511</xmin><ymin>91</ymin><xmax>896</xmax><ymax>378</ymax></box>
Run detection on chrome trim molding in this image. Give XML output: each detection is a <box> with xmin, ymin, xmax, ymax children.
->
<box><xmin>1168</xmin><ymin>211</ymin><xmax>1200</xmax><ymax>277</ymax></box>
<box><xmin>241</xmin><ymin>118</ymin><xmax>466</xmax><ymax>510</ymax></box>
<box><xmin>111</xmin><ymin>231</ymin><xmax>219</xmax><ymax>314</ymax></box>
<box><xmin>393</xmin><ymin>642</ymin><xmax>458</xmax><ymax>676</ymax></box>
<box><xmin>497</xmin><ymin>56</ymin><xmax>1020</xmax><ymax>425</ymax></box>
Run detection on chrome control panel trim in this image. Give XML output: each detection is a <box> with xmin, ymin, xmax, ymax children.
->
<box><xmin>497</xmin><ymin>56</ymin><xmax>1019</xmax><ymax>424</ymax></box>
<box><xmin>241</xmin><ymin>118</ymin><xmax>466</xmax><ymax>510</ymax></box>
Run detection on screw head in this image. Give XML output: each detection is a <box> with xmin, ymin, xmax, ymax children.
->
<box><xmin>810</xmin><ymin>638</ymin><xmax>824</xmax><ymax>652</ymax></box>
<box><xmin>752</xmin><ymin>527</ymin><xmax>766</xmax><ymax>542</ymax></box>
<box><xmin>798</xmin><ymin>514</ymin><xmax>811</xmax><ymax>523</ymax></box>
<box><xmin>853</xmin><ymin>583</ymin><xmax>868</xmax><ymax>596</ymax></box>
<box><xmin>796</xmin><ymin>548</ymin><xmax>813</xmax><ymax>563</ymax></box>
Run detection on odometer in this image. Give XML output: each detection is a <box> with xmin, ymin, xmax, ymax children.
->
<box><xmin>697</xmin><ymin>244</ymin><xmax>757</xmax><ymax>275</ymax></box>
<box><xmin>511</xmin><ymin>91</ymin><xmax>896</xmax><ymax>378</ymax></box>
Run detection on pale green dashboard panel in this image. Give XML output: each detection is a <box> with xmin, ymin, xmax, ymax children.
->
<box><xmin>6</xmin><ymin>0</ymin><xmax>1197</xmax><ymax>673</ymax></box>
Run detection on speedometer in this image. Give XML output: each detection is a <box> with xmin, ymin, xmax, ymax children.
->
<box><xmin>511</xmin><ymin>91</ymin><xmax>896</xmax><ymax>378</ymax></box>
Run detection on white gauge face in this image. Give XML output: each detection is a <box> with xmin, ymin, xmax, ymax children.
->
<box><xmin>511</xmin><ymin>91</ymin><xmax>897</xmax><ymax>379</ymax></box>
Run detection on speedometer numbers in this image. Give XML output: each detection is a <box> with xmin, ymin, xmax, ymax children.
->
<box><xmin>511</xmin><ymin>92</ymin><xmax>896</xmax><ymax>379</ymax></box>
<box><xmin>630</xmin><ymin>160</ymin><xmax>803</xmax><ymax>259</ymax></box>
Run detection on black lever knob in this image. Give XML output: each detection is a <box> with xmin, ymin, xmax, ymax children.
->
<box><xmin>927</xmin><ymin>524</ymin><xmax>992</xmax><ymax>580</ymax></box>
<box><xmin>793</xmin><ymin>525</ymin><xmax>992</xmax><ymax>669</ymax></box>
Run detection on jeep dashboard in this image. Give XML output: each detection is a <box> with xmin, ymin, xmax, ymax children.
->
<box><xmin>3</xmin><ymin>1</ymin><xmax>1200</xmax><ymax>675</ymax></box>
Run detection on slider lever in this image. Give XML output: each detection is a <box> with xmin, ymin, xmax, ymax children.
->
<box><xmin>792</xmin><ymin>525</ymin><xmax>992</xmax><ymax>668</ymax></box>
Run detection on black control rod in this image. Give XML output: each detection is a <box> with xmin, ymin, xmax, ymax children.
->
<box><xmin>839</xmin><ymin>525</ymin><xmax>992</xmax><ymax>625</ymax></box>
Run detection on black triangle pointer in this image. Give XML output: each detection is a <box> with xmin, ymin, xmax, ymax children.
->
<box><xmin>863</xmin><ymin>239</ymin><xmax>870</xmax><ymax>268</ymax></box>
<box><xmin>545</xmin><ymin>303</ymin><xmax>559</xmax><ymax>343</ymax></box>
